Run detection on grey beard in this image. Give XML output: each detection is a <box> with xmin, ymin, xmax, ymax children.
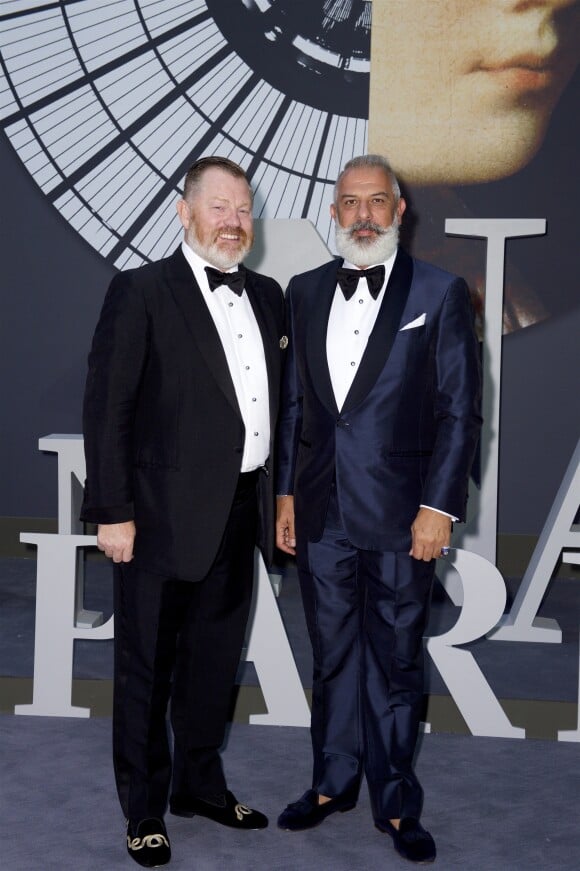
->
<box><xmin>187</xmin><ymin>233</ymin><xmax>252</xmax><ymax>271</ymax></box>
<box><xmin>335</xmin><ymin>219</ymin><xmax>399</xmax><ymax>266</ymax></box>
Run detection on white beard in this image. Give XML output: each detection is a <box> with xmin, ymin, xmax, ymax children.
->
<box><xmin>335</xmin><ymin>218</ymin><xmax>399</xmax><ymax>267</ymax></box>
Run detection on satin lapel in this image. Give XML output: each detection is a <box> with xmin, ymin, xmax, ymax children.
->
<box><xmin>306</xmin><ymin>259</ymin><xmax>341</xmax><ymax>416</ymax></box>
<box><xmin>245</xmin><ymin>272</ymin><xmax>279</xmax><ymax>424</ymax></box>
<box><xmin>165</xmin><ymin>248</ymin><xmax>240</xmax><ymax>416</ymax></box>
<box><xmin>342</xmin><ymin>248</ymin><xmax>414</xmax><ymax>413</ymax></box>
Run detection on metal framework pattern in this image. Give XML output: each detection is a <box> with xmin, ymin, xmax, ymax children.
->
<box><xmin>0</xmin><ymin>0</ymin><xmax>369</xmax><ymax>268</ymax></box>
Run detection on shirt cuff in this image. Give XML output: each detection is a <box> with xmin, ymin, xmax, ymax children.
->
<box><xmin>420</xmin><ymin>504</ymin><xmax>458</xmax><ymax>522</ymax></box>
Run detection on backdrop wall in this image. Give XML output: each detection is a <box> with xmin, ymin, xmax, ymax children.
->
<box><xmin>0</xmin><ymin>0</ymin><xmax>579</xmax><ymax>538</ymax></box>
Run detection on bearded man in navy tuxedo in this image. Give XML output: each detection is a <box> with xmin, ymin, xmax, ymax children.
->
<box><xmin>275</xmin><ymin>154</ymin><xmax>482</xmax><ymax>864</ymax></box>
<box><xmin>82</xmin><ymin>157</ymin><xmax>285</xmax><ymax>867</ymax></box>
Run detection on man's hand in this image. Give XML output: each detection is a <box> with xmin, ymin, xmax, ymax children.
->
<box><xmin>276</xmin><ymin>495</ymin><xmax>296</xmax><ymax>555</ymax></box>
<box><xmin>97</xmin><ymin>521</ymin><xmax>136</xmax><ymax>563</ymax></box>
<box><xmin>409</xmin><ymin>507</ymin><xmax>451</xmax><ymax>562</ymax></box>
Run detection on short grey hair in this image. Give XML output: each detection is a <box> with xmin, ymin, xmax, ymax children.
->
<box><xmin>333</xmin><ymin>154</ymin><xmax>401</xmax><ymax>203</ymax></box>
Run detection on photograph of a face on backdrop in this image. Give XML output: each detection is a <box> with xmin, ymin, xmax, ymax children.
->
<box><xmin>369</xmin><ymin>0</ymin><xmax>580</xmax><ymax>334</ymax></box>
<box><xmin>0</xmin><ymin>0</ymin><xmax>578</xmax><ymax>336</ymax></box>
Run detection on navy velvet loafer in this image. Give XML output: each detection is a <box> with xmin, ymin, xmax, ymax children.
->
<box><xmin>376</xmin><ymin>817</ymin><xmax>436</xmax><ymax>864</ymax></box>
<box><xmin>170</xmin><ymin>790</ymin><xmax>268</xmax><ymax>829</ymax></box>
<box><xmin>126</xmin><ymin>817</ymin><xmax>171</xmax><ymax>867</ymax></box>
<box><xmin>277</xmin><ymin>789</ymin><xmax>357</xmax><ymax>831</ymax></box>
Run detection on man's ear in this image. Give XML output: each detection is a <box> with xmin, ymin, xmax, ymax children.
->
<box><xmin>176</xmin><ymin>198</ymin><xmax>190</xmax><ymax>230</ymax></box>
<box><xmin>330</xmin><ymin>202</ymin><xmax>337</xmax><ymax>222</ymax></box>
<box><xmin>396</xmin><ymin>197</ymin><xmax>407</xmax><ymax>224</ymax></box>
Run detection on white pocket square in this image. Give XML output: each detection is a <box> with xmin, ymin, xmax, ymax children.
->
<box><xmin>399</xmin><ymin>313</ymin><xmax>426</xmax><ymax>331</ymax></box>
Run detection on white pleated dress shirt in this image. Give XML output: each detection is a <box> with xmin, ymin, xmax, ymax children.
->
<box><xmin>181</xmin><ymin>242</ymin><xmax>270</xmax><ymax>472</ymax></box>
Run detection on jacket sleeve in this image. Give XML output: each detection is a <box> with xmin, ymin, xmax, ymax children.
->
<box><xmin>80</xmin><ymin>271</ymin><xmax>149</xmax><ymax>524</ymax></box>
<box><xmin>275</xmin><ymin>279</ymin><xmax>303</xmax><ymax>495</ymax></box>
<box><xmin>422</xmin><ymin>278</ymin><xmax>483</xmax><ymax>521</ymax></box>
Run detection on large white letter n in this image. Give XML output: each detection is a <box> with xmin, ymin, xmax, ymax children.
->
<box><xmin>14</xmin><ymin>534</ymin><xmax>113</xmax><ymax>718</ymax></box>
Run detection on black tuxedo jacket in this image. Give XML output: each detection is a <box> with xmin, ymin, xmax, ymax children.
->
<box><xmin>81</xmin><ymin>247</ymin><xmax>285</xmax><ymax>581</ymax></box>
<box><xmin>276</xmin><ymin>249</ymin><xmax>482</xmax><ymax>552</ymax></box>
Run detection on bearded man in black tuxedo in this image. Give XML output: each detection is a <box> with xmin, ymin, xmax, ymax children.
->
<box><xmin>82</xmin><ymin>157</ymin><xmax>285</xmax><ymax>867</ymax></box>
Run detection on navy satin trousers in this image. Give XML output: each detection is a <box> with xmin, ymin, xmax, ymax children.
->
<box><xmin>296</xmin><ymin>488</ymin><xmax>435</xmax><ymax>821</ymax></box>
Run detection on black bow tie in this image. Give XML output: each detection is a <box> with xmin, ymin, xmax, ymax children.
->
<box><xmin>336</xmin><ymin>265</ymin><xmax>386</xmax><ymax>301</ymax></box>
<box><xmin>205</xmin><ymin>265</ymin><xmax>246</xmax><ymax>296</ymax></box>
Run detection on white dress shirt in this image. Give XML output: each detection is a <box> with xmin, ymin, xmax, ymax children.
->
<box><xmin>327</xmin><ymin>252</ymin><xmax>397</xmax><ymax>411</ymax></box>
<box><xmin>326</xmin><ymin>252</ymin><xmax>455</xmax><ymax>521</ymax></box>
<box><xmin>181</xmin><ymin>242</ymin><xmax>270</xmax><ymax>472</ymax></box>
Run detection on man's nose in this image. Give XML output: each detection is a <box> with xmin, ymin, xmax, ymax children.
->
<box><xmin>356</xmin><ymin>200</ymin><xmax>370</xmax><ymax>221</ymax></box>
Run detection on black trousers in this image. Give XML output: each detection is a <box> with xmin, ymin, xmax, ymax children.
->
<box><xmin>296</xmin><ymin>488</ymin><xmax>435</xmax><ymax>821</ymax></box>
<box><xmin>112</xmin><ymin>477</ymin><xmax>257</xmax><ymax>821</ymax></box>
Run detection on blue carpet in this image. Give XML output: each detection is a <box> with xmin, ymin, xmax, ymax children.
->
<box><xmin>1</xmin><ymin>555</ymin><xmax>578</xmax><ymax>869</ymax></box>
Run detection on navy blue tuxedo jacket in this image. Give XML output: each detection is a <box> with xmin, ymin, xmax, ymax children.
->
<box><xmin>276</xmin><ymin>248</ymin><xmax>482</xmax><ymax>552</ymax></box>
<box><xmin>81</xmin><ymin>247</ymin><xmax>285</xmax><ymax>581</ymax></box>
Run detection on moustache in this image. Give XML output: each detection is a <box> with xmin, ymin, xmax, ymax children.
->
<box><xmin>347</xmin><ymin>220</ymin><xmax>387</xmax><ymax>238</ymax></box>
